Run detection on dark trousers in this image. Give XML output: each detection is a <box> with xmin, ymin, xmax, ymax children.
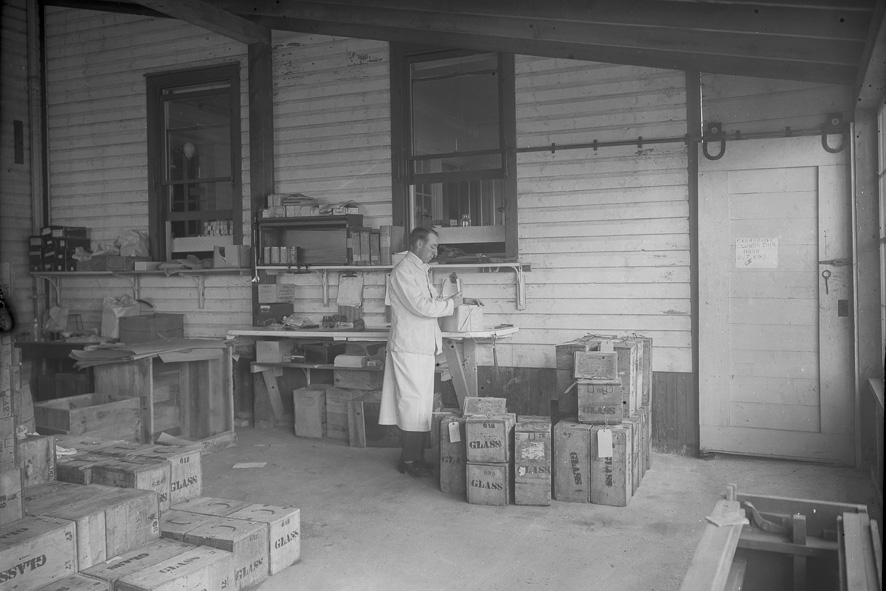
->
<box><xmin>400</xmin><ymin>430</ymin><xmax>428</xmax><ymax>462</ymax></box>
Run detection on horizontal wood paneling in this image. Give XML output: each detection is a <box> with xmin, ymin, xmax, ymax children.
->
<box><xmin>0</xmin><ymin>0</ymin><xmax>35</xmax><ymax>325</ymax></box>
<box><xmin>271</xmin><ymin>31</ymin><xmax>391</xmax><ymax>229</ymax></box>
<box><xmin>516</xmin><ymin>57</ymin><xmax>690</xmax><ymax>373</ymax></box>
<box><xmin>701</xmin><ymin>73</ymin><xmax>854</xmax><ymax>136</ymax></box>
<box><xmin>43</xmin><ymin>7</ymin><xmax>251</xmax><ymax>336</ymax></box>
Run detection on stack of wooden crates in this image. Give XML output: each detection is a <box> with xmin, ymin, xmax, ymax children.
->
<box><xmin>435</xmin><ymin>398</ymin><xmax>554</xmax><ymax>507</ymax></box>
<box><xmin>553</xmin><ymin>335</ymin><xmax>653</xmax><ymax>507</ymax></box>
<box><xmin>2</xmin><ymin>431</ymin><xmax>303</xmax><ymax>590</ymax></box>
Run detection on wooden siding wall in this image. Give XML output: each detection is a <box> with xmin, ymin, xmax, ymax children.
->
<box><xmin>270</xmin><ymin>31</ymin><xmax>392</xmax><ymax>326</ymax></box>
<box><xmin>43</xmin><ymin>7</ymin><xmax>252</xmax><ymax>336</ymax></box>
<box><xmin>513</xmin><ymin>58</ymin><xmax>691</xmax><ymax>373</ymax></box>
<box><xmin>701</xmin><ymin>74</ymin><xmax>854</xmax><ymax>136</ymax></box>
<box><xmin>0</xmin><ymin>0</ymin><xmax>35</xmax><ymax>325</ymax></box>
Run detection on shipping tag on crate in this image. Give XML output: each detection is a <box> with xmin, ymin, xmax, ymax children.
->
<box><xmin>448</xmin><ymin>421</ymin><xmax>461</xmax><ymax>443</ymax></box>
<box><xmin>597</xmin><ymin>428</ymin><xmax>613</xmax><ymax>458</ymax></box>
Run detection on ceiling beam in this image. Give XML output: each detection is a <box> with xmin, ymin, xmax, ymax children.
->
<box><xmin>120</xmin><ymin>0</ymin><xmax>271</xmax><ymax>45</ymax></box>
<box><xmin>261</xmin><ymin>15</ymin><xmax>856</xmax><ymax>84</ymax></box>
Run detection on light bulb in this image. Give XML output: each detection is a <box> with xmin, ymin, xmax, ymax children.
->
<box><xmin>183</xmin><ymin>142</ymin><xmax>196</xmax><ymax>159</ymax></box>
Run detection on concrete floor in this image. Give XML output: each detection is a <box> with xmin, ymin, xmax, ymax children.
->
<box><xmin>199</xmin><ymin>427</ymin><xmax>880</xmax><ymax>591</ymax></box>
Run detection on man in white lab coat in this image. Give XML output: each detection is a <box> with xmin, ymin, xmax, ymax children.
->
<box><xmin>379</xmin><ymin>227</ymin><xmax>461</xmax><ymax>476</ymax></box>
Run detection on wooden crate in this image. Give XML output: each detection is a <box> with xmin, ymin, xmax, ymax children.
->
<box><xmin>577</xmin><ymin>382</ymin><xmax>627</xmax><ymax>424</ymax></box>
<box><xmin>93</xmin><ymin>487</ymin><xmax>161</xmax><ymax>559</ymax></box>
<box><xmin>348</xmin><ymin>397</ymin><xmax>400</xmax><ymax>448</ymax></box>
<box><xmin>552</xmin><ymin>419</ymin><xmax>593</xmax><ymax>503</ymax></box>
<box><xmin>34</xmin><ymin>393</ymin><xmax>140</xmax><ymax>440</ymax></box>
<box><xmin>227</xmin><ymin>504</ymin><xmax>301</xmax><ymax>575</ymax></box>
<box><xmin>439</xmin><ymin>416</ymin><xmax>467</xmax><ymax>496</ymax></box>
<box><xmin>293</xmin><ymin>384</ymin><xmax>330</xmax><ymax>438</ymax></box>
<box><xmin>514</xmin><ymin>418</ymin><xmax>552</xmax><ymax>506</ymax></box>
<box><xmin>324</xmin><ymin>387</ymin><xmax>364</xmax><ymax>441</ymax></box>
<box><xmin>430</xmin><ymin>409</ymin><xmax>459</xmax><ymax>456</ymax></box>
<box><xmin>0</xmin><ymin>515</ymin><xmax>77</xmax><ymax>590</ymax></box>
<box><xmin>465</xmin><ymin>413</ymin><xmax>516</xmax><ymax>463</ymax></box>
<box><xmin>159</xmin><ymin>509</ymin><xmax>218</xmax><ymax>542</ymax></box>
<box><xmin>115</xmin><ymin>546</ymin><xmax>233</xmax><ymax>591</ymax></box>
<box><xmin>622</xmin><ymin>415</ymin><xmax>641</xmax><ymax>495</ymax></box>
<box><xmin>256</xmin><ymin>340</ymin><xmax>296</xmax><ymax>364</ymax></box>
<box><xmin>31</xmin><ymin>573</ymin><xmax>110</xmax><ymax>590</ymax></box>
<box><xmin>0</xmin><ymin>469</ymin><xmax>23</xmax><ymax>526</ymax></box>
<box><xmin>32</xmin><ymin>497</ymin><xmax>109</xmax><ymax>570</ymax></box>
<box><xmin>462</xmin><ymin>397</ymin><xmax>507</xmax><ymax>416</ymax></box>
<box><xmin>171</xmin><ymin>496</ymin><xmax>251</xmax><ymax>517</ymax></box>
<box><xmin>573</xmin><ymin>351</ymin><xmax>618</xmax><ymax>380</ymax></box>
<box><xmin>182</xmin><ymin>516</ymin><xmax>269</xmax><ymax>590</ymax></box>
<box><xmin>637</xmin><ymin>407</ymin><xmax>649</xmax><ymax>481</ymax></box>
<box><xmin>333</xmin><ymin>369</ymin><xmax>383</xmax><ymax>390</ymax></box>
<box><xmin>83</xmin><ymin>539</ymin><xmax>192</xmax><ymax>588</ymax></box>
<box><xmin>466</xmin><ymin>462</ymin><xmax>510</xmax><ymax>506</ymax></box>
<box><xmin>54</xmin><ymin>435</ymin><xmax>127</xmax><ymax>453</ymax></box>
<box><xmin>18</xmin><ymin>434</ymin><xmax>56</xmax><ymax>487</ymax></box>
<box><xmin>56</xmin><ymin>453</ymin><xmax>112</xmax><ymax>485</ymax></box>
<box><xmin>589</xmin><ymin>424</ymin><xmax>633</xmax><ymax>507</ymax></box>
<box><xmin>0</xmin><ymin>416</ymin><xmax>14</xmax><ymax>473</ymax></box>
<box><xmin>128</xmin><ymin>446</ymin><xmax>202</xmax><ymax>506</ymax></box>
<box><xmin>91</xmin><ymin>457</ymin><xmax>171</xmax><ymax>512</ymax></box>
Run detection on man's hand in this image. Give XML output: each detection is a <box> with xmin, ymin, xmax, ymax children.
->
<box><xmin>450</xmin><ymin>292</ymin><xmax>464</xmax><ymax>308</ymax></box>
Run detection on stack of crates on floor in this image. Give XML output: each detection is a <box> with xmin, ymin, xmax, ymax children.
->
<box><xmin>513</xmin><ymin>416</ymin><xmax>553</xmax><ymax>506</ymax></box>
<box><xmin>553</xmin><ymin>334</ymin><xmax>653</xmax><ymax>507</ymax></box>
<box><xmin>463</xmin><ymin>398</ymin><xmax>515</xmax><ymax>506</ymax></box>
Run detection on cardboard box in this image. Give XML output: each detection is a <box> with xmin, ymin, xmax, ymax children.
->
<box><xmin>438</xmin><ymin>416</ymin><xmax>467</xmax><ymax>496</ymax></box>
<box><xmin>18</xmin><ymin>434</ymin><xmax>56</xmax><ymax>487</ymax></box>
<box><xmin>293</xmin><ymin>385</ymin><xmax>329</xmax><ymax>438</ymax></box>
<box><xmin>514</xmin><ymin>418</ymin><xmax>552</xmax><ymax>506</ymax></box>
<box><xmin>114</xmin><ymin>546</ymin><xmax>234</xmax><ymax>591</ymax></box>
<box><xmin>465</xmin><ymin>413</ymin><xmax>516</xmax><ymax>463</ymax></box>
<box><xmin>213</xmin><ymin>245</ymin><xmax>251</xmax><ymax>268</ymax></box>
<box><xmin>589</xmin><ymin>423</ymin><xmax>632</xmax><ymax>507</ymax></box>
<box><xmin>118</xmin><ymin>314</ymin><xmax>184</xmax><ymax>345</ymax></box>
<box><xmin>34</xmin><ymin>393</ymin><xmax>141</xmax><ymax>438</ymax></box>
<box><xmin>0</xmin><ymin>469</ymin><xmax>23</xmax><ymax>526</ymax></box>
<box><xmin>0</xmin><ymin>515</ymin><xmax>77</xmax><ymax>589</ymax></box>
<box><xmin>181</xmin><ymin>516</ymin><xmax>269</xmax><ymax>590</ymax></box>
<box><xmin>466</xmin><ymin>462</ymin><xmax>510</xmax><ymax>506</ymax></box>
<box><xmin>83</xmin><ymin>539</ymin><xmax>192</xmax><ymax>587</ymax></box>
<box><xmin>227</xmin><ymin>504</ymin><xmax>301</xmax><ymax>575</ymax></box>
<box><xmin>439</xmin><ymin>305</ymin><xmax>484</xmax><ymax>332</ymax></box>
<box><xmin>552</xmin><ymin>419</ymin><xmax>593</xmax><ymax>503</ymax></box>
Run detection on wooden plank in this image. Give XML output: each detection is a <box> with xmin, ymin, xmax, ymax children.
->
<box><xmin>678</xmin><ymin>499</ymin><xmax>745</xmax><ymax>591</ymax></box>
<box><xmin>442</xmin><ymin>340</ymin><xmax>469</xmax><ymax>409</ymax></box>
<box><xmin>128</xmin><ymin>0</ymin><xmax>269</xmax><ymax>44</ymax></box>
<box><xmin>792</xmin><ymin>513</ymin><xmax>807</xmax><ymax>591</ymax></box>
<box><xmin>95</xmin><ymin>359</ymin><xmax>154</xmax><ymax>444</ymax></box>
<box><xmin>261</xmin><ymin>369</ymin><xmax>285</xmax><ymax>423</ymax></box>
<box><xmin>178</xmin><ymin>360</ymin><xmax>192</xmax><ymax>439</ymax></box>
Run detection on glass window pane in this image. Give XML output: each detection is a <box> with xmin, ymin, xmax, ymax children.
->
<box><xmin>411</xmin><ymin>153</ymin><xmax>501</xmax><ymax>176</ymax></box>
<box><xmin>166</xmin><ymin>126</ymin><xmax>231</xmax><ymax>180</ymax></box>
<box><xmin>166</xmin><ymin>181</ymin><xmax>233</xmax><ymax>239</ymax></box>
<box><xmin>410</xmin><ymin>179</ymin><xmax>503</xmax><ymax>229</ymax></box>
<box><xmin>411</xmin><ymin>53</ymin><xmax>499</xmax><ymax>158</ymax></box>
<box><xmin>165</xmin><ymin>91</ymin><xmax>230</xmax><ymax>129</ymax></box>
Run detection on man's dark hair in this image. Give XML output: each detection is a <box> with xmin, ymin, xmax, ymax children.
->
<box><xmin>408</xmin><ymin>226</ymin><xmax>438</xmax><ymax>249</ymax></box>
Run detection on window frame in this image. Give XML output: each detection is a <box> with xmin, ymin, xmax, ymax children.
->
<box><xmin>390</xmin><ymin>44</ymin><xmax>518</xmax><ymax>259</ymax></box>
<box><xmin>145</xmin><ymin>63</ymin><xmax>242</xmax><ymax>261</ymax></box>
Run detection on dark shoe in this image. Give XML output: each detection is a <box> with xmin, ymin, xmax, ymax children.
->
<box><xmin>398</xmin><ymin>460</ymin><xmax>433</xmax><ymax>477</ymax></box>
<box><xmin>417</xmin><ymin>459</ymin><xmax>434</xmax><ymax>472</ymax></box>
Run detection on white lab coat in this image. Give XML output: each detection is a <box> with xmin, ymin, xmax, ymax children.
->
<box><xmin>379</xmin><ymin>252</ymin><xmax>454</xmax><ymax>431</ymax></box>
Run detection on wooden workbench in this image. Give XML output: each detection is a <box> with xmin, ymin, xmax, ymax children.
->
<box><xmin>228</xmin><ymin>326</ymin><xmax>518</xmax><ymax>407</ymax></box>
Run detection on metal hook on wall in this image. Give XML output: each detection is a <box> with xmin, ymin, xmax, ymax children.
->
<box><xmin>702</xmin><ymin>121</ymin><xmax>726</xmax><ymax>160</ymax></box>
<box><xmin>821</xmin><ymin>112</ymin><xmax>847</xmax><ymax>154</ymax></box>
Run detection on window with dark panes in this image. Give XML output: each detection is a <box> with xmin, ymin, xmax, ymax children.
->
<box><xmin>146</xmin><ymin>64</ymin><xmax>241</xmax><ymax>261</ymax></box>
<box><xmin>391</xmin><ymin>47</ymin><xmax>517</xmax><ymax>261</ymax></box>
